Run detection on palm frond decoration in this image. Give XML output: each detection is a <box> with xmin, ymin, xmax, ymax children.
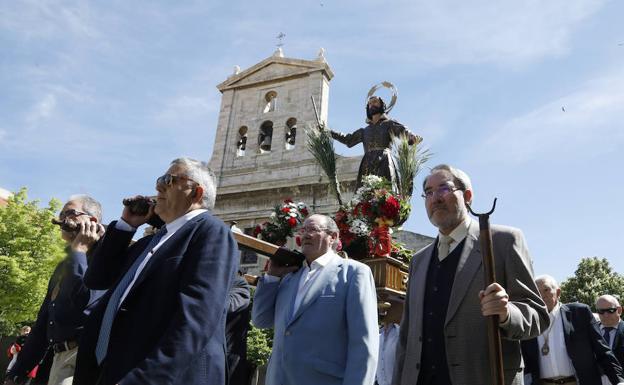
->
<box><xmin>392</xmin><ymin>133</ymin><xmax>431</xmax><ymax>199</ymax></box>
<box><xmin>305</xmin><ymin>123</ymin><xmax>343</xmax><ymax>206</ymax></box>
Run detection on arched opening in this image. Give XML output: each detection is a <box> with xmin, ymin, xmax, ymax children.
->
<box><xmin>258</xmin><ymin>121</ymin><xmax>273</xmax><ymax>153</ymax></box>
<box><xmin>263</xmin><ymin>91</ymin><xmax>277</xmax><ymax>113</ymax></box>
<box><xmin>285</xmin><ymin>117</ymin><xmax>297</xmax><ymax>150</ymax></box>
<box><xmin>236</xmin><ymin>126</ymin><xmax>248</xmax><ymax>156</ymax></box>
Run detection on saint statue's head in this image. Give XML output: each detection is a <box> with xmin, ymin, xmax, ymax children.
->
<box><xmin>366</xmin><ymin>96</ymin><xmax>387</xmax><ymax>120</ymax></box>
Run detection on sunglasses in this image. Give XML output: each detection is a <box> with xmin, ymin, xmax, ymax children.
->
<box><xmin>156</xmin><ymin>173</ymin><xmax>197</xmax><ymax>187</ymax></box>
<box><xmin>59</xmin><ymin>209</ymin><xmax>89</xmax><ymax>221</ymax></box>
<box><xmin>597</xmin><ymin>308</ymin><xmax>618</xmax><ymax>314</ymax></box>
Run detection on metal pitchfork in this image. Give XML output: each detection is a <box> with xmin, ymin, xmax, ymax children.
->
<box><xmin>467</xmin><ymin>198</ymin><xmax>504</xmax><ymax>385</ymax></box>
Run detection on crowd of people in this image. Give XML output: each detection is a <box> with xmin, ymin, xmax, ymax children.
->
<box><xmin>3</xmin><ymin>158</ymin><xmax>623</xmax><ymax>385</ymax></box>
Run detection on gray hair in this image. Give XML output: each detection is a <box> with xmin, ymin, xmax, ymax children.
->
<box><xmin>423</xmin><ymin>164</ymin><xmax>473</xmax><ymax>193</ymax></box>
<box><xmin>170</xmin><ymin>157</ymin><xmax>217</xmax><ymax>210</ymax></box>
<box><xmin>535</xmin><ymin>274</ymin><xmax>559</xmax><ymax>290</ymax></box>
<box><xmin>320</xmin><ymin>215</ymin><xmax>340</xmax><ymax>251</ymax></box>
<box><xmin>68</xmin><ymin>194</ymin><xmax>102</xmax><ymax>222</ymax></box>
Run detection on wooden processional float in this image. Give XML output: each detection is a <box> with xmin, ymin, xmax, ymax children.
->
<box><xmin>234</xmin><ymin>231</ymin><xmax>410</xmax><ymax>321</ymax></box>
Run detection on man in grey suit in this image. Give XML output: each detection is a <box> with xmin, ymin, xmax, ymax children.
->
<box><xmin>252</xmin><ymin>214</ymin><xmax>379</xmax><ymax>385</ymax></box>
<box><xmin>393</xmin><ymin>164</ymin><xmax>549</xmax><ymax>385</ymax></box>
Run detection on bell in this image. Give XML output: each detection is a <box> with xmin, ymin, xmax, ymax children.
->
<box><xmin>260</xmin><ymin>136</ymin><xmax>272</xmax><ymax>152</ymax></box>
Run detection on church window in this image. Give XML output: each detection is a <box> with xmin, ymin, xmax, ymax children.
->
<box><xmin>263</xmin><ymin>91</ymin><xmax>277</xmax><ymax>113</ymax></box>
<box><xmin>285</xmin><ymin>118</ymin><xmax>297</xmax><ymax>150</ymax></box>
<box><xmin>236</xmin><ymin>126</ymin><xmax>248</xmax><ymax>156</ymax></box>
<box><xmin>258</xmin><ymin>121</ymin><xmax>273</xmax><ymax>153</ymax></box>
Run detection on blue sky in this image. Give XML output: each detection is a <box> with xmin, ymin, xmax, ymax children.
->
<box><xmin>1</xmin><ymin>1</ymin><xmax>623</xmax><ymax>283</ymax></box>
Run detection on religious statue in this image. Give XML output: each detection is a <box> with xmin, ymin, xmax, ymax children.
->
<box><xmin>330</xmin><ymin>83</ymin><xmax>422</xmax><ymax>190</ymax></box>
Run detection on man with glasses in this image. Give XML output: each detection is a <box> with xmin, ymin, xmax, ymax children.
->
<box><xmin>253</xmin><ymin>214</ymin><xmax>379</xmax><ymax>385</ymax></box>
<box><xmin>393</xmin><ymin>164</ymin><xmax>549</xmax><ymax>385</ymax></box>
<box><xmin>5</xmin><ymin>195</ymin><xmax>106</xmax><ymax>385</ymax></box>
<box><xmin>596</xmin><ymin>295</ymin><xmax>624</xmax><ymax>383</ymax></box>
<box><xmin>521</xmin><ymin>276</ymin><xmax>623</xmax><ymax>385</ymax></box>
<box><xmin>73</xmin><ymin>158</ymin><xmax>238</xmax><ymax>385</ymax></box>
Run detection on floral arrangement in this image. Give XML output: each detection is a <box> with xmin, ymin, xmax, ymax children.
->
<box><xmin>334</xmin><ymin>175</ymin><xmax>412</xmax><ymax>259</ymax></box>
<box><xmin>253</xmin><ymin>199</ymin><xmax>309</xmax><ymax>246</ymax></box>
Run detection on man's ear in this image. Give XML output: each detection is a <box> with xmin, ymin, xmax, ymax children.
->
<box><xmin>193</xmin><ymin>186</ymin><xmax>204</xmax><ymax>203</ymax></box>
<box><xmin>463</xmin><ymin>189</ymin><xmax>473</xmax><ymax>205</ymax></box>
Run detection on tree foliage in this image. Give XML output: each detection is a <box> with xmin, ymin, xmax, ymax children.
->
<box><xmin>246</xmin><ymin>286</ymin><xmax>273</xmax><ymax>367</ymax></box>
<box><xmin>560</xmin><ymin>257</ymin><xmax>624</xmax><ymax>310</ymax></box>
<box><xmin>0</xmin><ymin>188</ymin><xmax>65</xmax><ymax>335</ymax></box>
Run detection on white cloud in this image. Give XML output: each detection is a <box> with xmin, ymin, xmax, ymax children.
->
<box><xmin>27</xmin><ymin>93</ymin><xmax>57</xmax><ymax>124</ymax></box>
<box><xmin>475</xmin><ymin>69</ymin><xmax>624</xmax><ymax>164</ymax></box>
<box><xmin>307</xmin><ymin>0</ymin><xmax>607</xmax><ymax>67</ymax></box>
<box><xmin>154</xmin><ymin>95</ymin><xmax>218</xmax><ymax>123</ymax></box>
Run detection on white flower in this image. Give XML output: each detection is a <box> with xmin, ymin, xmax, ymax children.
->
<box><xmin>289</xmin><ymin>212</ymin><xmax>297</xmax><ymax>217</ymax></box>
<box><xmin>362</xmin><ymin>175</ymin><xmax>382</xmax><ymax>186</ymax></box>
<box><xmin>349</xmin><ymin>219</ymin><xmax>369</xmax><ymax>236</ymax></box>
<box><xmin>270</xmin><ymin>212</ymin><xmax>277</xmax><ymax>218</ymax></box>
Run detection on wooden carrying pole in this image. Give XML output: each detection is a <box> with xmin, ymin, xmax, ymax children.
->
<box><xmin>467</xmin><ymin>199</ymin><xmax>504</xmax><ymax>385</ymax></box>
<box><xmin>232</xmin><ymin>232</ymin><xmax>279</xmax><ymax>286</ymax></box>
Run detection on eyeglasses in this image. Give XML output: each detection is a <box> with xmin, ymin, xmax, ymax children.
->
<box><xmin>156</xmin><ymin>173</ymin><xmax>197</xmax><ymax>187</ymax></box>
<box><xmin>421</xmin><ymin>185</ymin><xmax>462</xmax><ymax>200</ymax></box>
<box><xmin>597</xmin><ymin>307</ymin><xmax>618</xmax><ymax>314</ymax></box>
<box><xmin>59</xmin><ymin>209</ymin><xmax>89</xmax><ymax>221</ymax></box>
<box><xmin>300</xmin><ymin>226</ymin><xmax>328</xmax><ymax>234</ymax></box>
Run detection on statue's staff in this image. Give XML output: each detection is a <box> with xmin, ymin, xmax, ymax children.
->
<box><xmin>467</xmin><ymin>198</ymin><xmax>504</xmax><ymax>385</ymax></box>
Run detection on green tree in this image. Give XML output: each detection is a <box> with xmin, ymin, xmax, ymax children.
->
<box><xmin>246</xmin><ymin>286</ymin><xmax>273</xmax><ymax>368</ymax></box>
<box><xmin>0</xmin><ymin>188</ymin><xmax>65</xmax><ymax>335</ymax></box>
<box><xmin>560</xmin><ymin>257</ymin><xmax>624</xmax><ymax>310</ymax></box>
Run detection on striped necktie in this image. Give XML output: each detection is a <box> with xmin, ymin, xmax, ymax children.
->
<box><xmin>95</xmin><ymin>226</ymin><xmax>167</xmax><ymax>364</ymax></box>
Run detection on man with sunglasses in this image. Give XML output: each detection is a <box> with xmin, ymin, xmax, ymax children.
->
<box><xmin>521</xmin><ymin>276</ymin><xmax>624</xmax><ymax>385</ymax></box>
<box><xmin>73</xmin><ymin>158</ymin><xmax>238</xmax><ymax>385</ymax></box>
<box><xmin>5</xmin><ymin>195</ymin><xmax>106</xmax><ymax>385</ymax></box>
<box><xmin>393</xmin><ymin>164</ymin><xmax>549</xmax><ymax>385</ymax></box>
<box><xmin>596</xmin><ymin>295</ymin><xmax>624</xmax><ymax>383</ymax></box>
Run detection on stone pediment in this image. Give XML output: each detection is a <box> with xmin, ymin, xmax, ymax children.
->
<box><xmin>217</xmin><ymin>55</ymin><xmax>333</xmax><ymax>92</ymax></box>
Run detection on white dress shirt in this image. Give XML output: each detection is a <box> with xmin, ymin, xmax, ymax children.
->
<box><xmin>537</xmin><ymin>303</ymin><xmax>576</xmax><ymax>379</ymax></box>
<box><xmin>292</xmin><ymin>251</ymin><xmax>337</xmax><ymax>316</ymax></box>
<box><xmin>376</xmin><ymin>323</ymin><xmax>399</xmax><ymax>385</ymax></box>
<box><xmin>437</xmin><ymin>218</ymin><xmax>473</xmax><ymax>271</ymax></box>
<box><xmin>115</xmin><ymin>209</ymin><xmax>207</xmax><ymax>304</ymax></box>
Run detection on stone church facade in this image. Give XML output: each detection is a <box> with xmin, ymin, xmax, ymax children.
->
<box><xmin>208</xmin><ymin>49</ymin><xmax>361</xmax><ymax>273</ymax></box>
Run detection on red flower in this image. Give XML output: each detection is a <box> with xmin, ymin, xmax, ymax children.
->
<box><xmin>301</xmin><ymin>207</ymin><xmax>309</xmax><ymax>216</ymax></box>
<box><xmin>253</xmin><ymin>225</ymin><xmax>262</xmax><ymax>237</ymax></box>
<box><xmin>284</xmin><ymin>198</ymin><xmax>293</xmax><ymax>204</ymax></box>
<box><xmin>368</xmin><ymin>226</ymin><xmax>392</xmax><ymax>257</ymax></box>
<box><xmin>380</xmin><ymin>196</ymin><xmax>400</xmax><ymax>219</ymax></box>
<box><xmin>296</xmin><ymin>236</ymin><xmax>302</xmax><ymax>247</ymax></box>
<box><xmin>288</xmin><ymin>217</ymin><xmax>297</xmax><ymax>227</ymax></box>
<box><xmin>281</xmin><ymin>207</ymin><xmax>291</xmax><ymax>214</ymax></box>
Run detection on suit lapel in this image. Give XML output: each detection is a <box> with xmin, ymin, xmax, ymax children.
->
<box><xmin>410</xmin><ymin>244</ymin><xmax>434</xmax><ymax>323</ymax></box>
<box><xmin>446</xmin><ymin>222</ymin><xmax>482</xmax><ymax>325</ymax></box>
<box><xmin>129</xmin><ymin>213</ymin><xmax>204</xmax><ymax>293</ymax></box>
<box><xmin>560</xmin><ymin>304</ymin><xmax>574</xmax><ymax>356</ymax></box>
<box><xmin>288</xmin><ymin>255</ymin><xmax>340</xmax><ymax>326</ymax></box>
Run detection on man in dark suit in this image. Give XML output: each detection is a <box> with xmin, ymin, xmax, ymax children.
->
<box><xmin>5</xmin><ymin>195</ymin><xmax>106</xmax><ymax>385</ymax></box>
<box><xmin>393</xmin><ymin>164</ymin><xmax>548</xmax><ymax>385</ymax></box>
<box><xmin>596</xmin><ymin>294</ymin><xmax>624</xmax><ymax>382</ymax></box>
<box><xmin>521</xmin><ymin>275</ymin><xmax>624</xmax><ymax>385</ymax></box>
<box><xmin>73</xmin><ymin>157</ymin><xmax>239</xmax><ymax>385</ymax></box>
<box><xmin>226</xmin><ymin>274</ymin><xmax>252</xmax><ymax>385</ymax></box>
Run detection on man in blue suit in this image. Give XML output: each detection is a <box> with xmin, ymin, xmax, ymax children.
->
<box><xmin>73</xmin><ymin>157</ymin><xmax>239</xmax><ymax>385</ymax></box>
<box><xmin>252</xmin><ymin>214</ymin><xmax>379</xmax><ymax>385</ymax></box>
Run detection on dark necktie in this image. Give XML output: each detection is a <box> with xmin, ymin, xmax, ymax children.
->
<box><xmin>95</xmin><ymin>226</ymin><xmax>168</xmax><ymax>364</ymax></box>
<box><xmin>603</xmin><ymin>326</ymin><xmax>614</xmax><ymax>346</ymax></box>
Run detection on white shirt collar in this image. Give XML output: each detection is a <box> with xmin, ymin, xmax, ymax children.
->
<box><xmin>165</xmin><ymin>209</ymin><xmax>207</xmax><ymax>234</ymax></box>
<box><xmin>438</xmin><ymin>217</ymin><xmax>471</xmax><ymax>244</ymax></box>
<box><xmin>305</xmin><ymin>250</ymin><xmax>337</xmax><ymax>270</ymax></box>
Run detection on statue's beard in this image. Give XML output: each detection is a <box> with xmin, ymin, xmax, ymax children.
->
<box><xmin>366</xmin><ymin>105</ymin><xmax>385</xmax><ymax>119</ymax></box>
